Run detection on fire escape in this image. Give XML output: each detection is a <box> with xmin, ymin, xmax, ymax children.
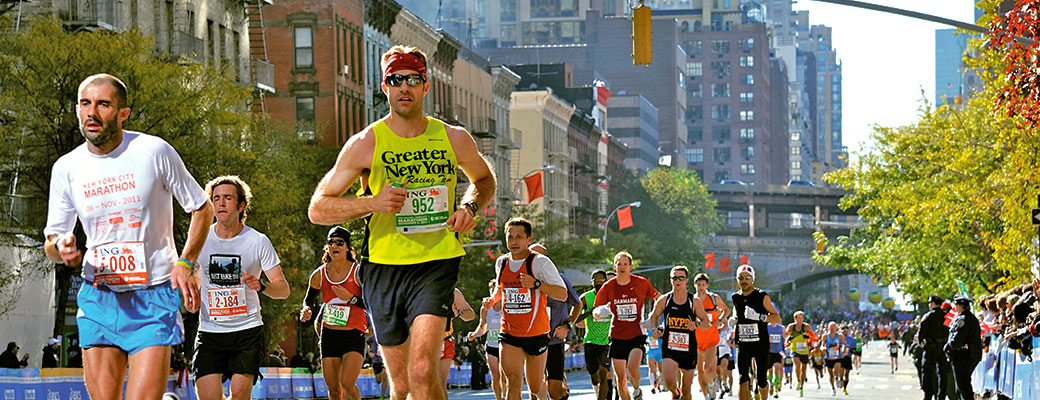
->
<box><xmin>240</xmin><ymin>0</ymin><xmax>274</xmax><ymax>114</ymax></box>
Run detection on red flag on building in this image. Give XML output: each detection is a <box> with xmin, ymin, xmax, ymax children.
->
<box><xmin>617</xmin><ymin>205</ymin><xmax>634</xmax><ymax>230</ymax></box>
<box><xmin>719</xmin><ymin>257</ymin><xmax>731</xmax><ymax>273</ymax></box>
<box><xmin>739</xmin><ymin>255</ymin><xmax>749</xmax><ymax>265</ymax></box>
<box><xmin>704</xmin><ymin>253</ymin><xmax>716</xmax><ymax>270</ymax></box>
<box><xmin>524</xmin><ymin>171</ymin><xmax>544</xmax><ymax>203</ymax></box>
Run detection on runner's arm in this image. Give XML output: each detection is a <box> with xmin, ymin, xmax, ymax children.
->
<box><xmin>453</xmin><ymin>288</ymin><xmax>476</xmax><ymax>322</ymax></box>
<box><xmin>171</xmin><ymin>200</ymin><xmax>213</xmax><ymax>313</ymax></box>
<box><xmin>716</xmin><ymin>294</ymin><xmax>731</xmax><ymax>325</ymax></box>
<box><xmin>760</xmin><ymin>294</ymin><xmax>782</xmax><ymax>325</ymax></box>
<box><xmin>567</xmin><ymin>301</ymin><xmax>583</xmax><ymax>325</ymax></box>
<box><xmin>692</xmin><ymin>297</ymin><xmax>711</xmax><ymax>329</ymax></box>
<box><xmin>308</xmin><ymin>130</ymin><xmax>403</xmax><ymax>225</ymax></box>
<box><xmin>466</xmin><ymin>303</ymin><xmax>490</xmax><ymax>341</ymax></box>
<box><xmin>445</xmin><ymin>126</ymin><xmax>496</xmax><ymax>233</ymax></box>
<box><xmin>575</xmin><ymin>298</ymin><xmax>596</xmax><ymax>322</ymax></box>
<box><xmin>648</xmin><ymin>296</ymin><xmax>668</xmax><ymax>335</ymax></box>
<box><xmin>255</xmin><ymin>265</ymin><xmax>290</xmax><ymax>299</ymax></box>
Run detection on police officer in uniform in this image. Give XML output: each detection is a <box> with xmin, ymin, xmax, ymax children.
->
<box><xmin>945</xmin><ymin>295</ymin><xmax>981</xmax><ymax>400</ymax></box>
<box><xmin>918</xmin><ymin>294</ymin><xmax>950</xmax><ymax>400</ymax></box>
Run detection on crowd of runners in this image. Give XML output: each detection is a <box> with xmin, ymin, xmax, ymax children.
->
<box><xmin>43</xmin><ymin>45</ymin><xmax>915</xmax><ymax>400</ymax></box>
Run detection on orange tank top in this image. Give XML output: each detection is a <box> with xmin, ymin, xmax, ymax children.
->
<box><xmin>497</xmin><ymin>253</ymin><xmax>549</xmax><ymax>337</ymax></box>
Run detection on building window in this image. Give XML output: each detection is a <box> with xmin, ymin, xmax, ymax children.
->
<box><xmin>688</xmin><ymin>126</ymin><xmax>703</xmax><ymax>142</ymax></box>
<box><xmin>743</xmin><ymin>74</ymin><xmax>754</xmax><ymax>85</ymax></box>
<box><xmin>739</xmin><ymin>110</ymin><xmax>754</xmax><ymax>121</ymax></box>
<box><xmin>689</xmin><ymin>83</ymin><xmax>702</xmax><ymax>98</ymax></box>
<box><xmin>712</xmin><ymin>126</ymin><xmax>730</xmax><ymax>141</ymax></box>
<box><xmin>741</xmin><ymin>163</ymin><xmax>755</xmax><ymax>175</ymax></box>
<box><xmin>713</xmin><ymin>170</ymin><xmax>729</xmax><ymax>183</ymax></box>
<box><xmin>684</xmin><ymin>40</ymin><xmax>703</xmax><ymax>56</ymax></box>
<box><xmin>711</xmin><ymin>105</ymin><xmax>730</xmax><ymax>121</ymax></box>
<box><xmin>738</xmin><ymin>37</ymin><xmax>754</xmax><ymax>51</ymax></box>
<box><xmin>792</xmin><ymin>146</ymin><xmax>801</xmax><ymax>155</ymax></box>
<box><xmin>740</xmin><ymin>128</ymin><xmax>754</xmax><ymax>140</ymax></box>
<box><xmin>791</xmin><ymin>131</ymin><xmax>800</xmax><ymax>141</ymax></box>
<box><xmin>713</xmin><ymin>147</ymin><xmax>731</xmax><ymax>163</ymax></box>
<box><xmin>679</xmin><ymin>71</ymin><xmax>685</xmax><ymax>88</ymax></box>
<box><xmin>687</xmin><ymin>62</ymin><xmax>703</xmax><ymax>76</ymax></box>
<box><xmin>296</xmin><ymin>97</ymin><xmax>315</xmax><ymax>140</ymax></box>
<box><xmin>739</xmin><ymin>92</ymin><xmax>753</xmax><ymax>103</ymax></box>
<box><xmin>294</xmin><ymin>26</ymin><xmax>314</xmax><ymax>69</ymax></box>
<box><xmin>710</xmin><ymin>61</ymin><xmax>731</xmax><ymax>78</ymax></box>
<box><xmin>711</xmin><ymin>40</ymin><xmax>730</xmax><ymax>54</ymax></box>
<box><xmin>712</xmin><ymin>83</ymin><xmax>730</xmax><ymax>97</ymax></box>
<box><xmin>739</xmin><ymin>55</ymin><xmax>754</xmax><ymax>67</ymax></box>
<box><xmin>686</xmin><ymin>106</ymin><xmax>703</xmax><ymax>121</ymax></box>
<box><xmin>792</xmin><ymin>160</ymin><xmax>801</xmax><ymax>170</ymax></box>
<box><xmin>684</xmin><ymin>148</ymin><xmax>704</xmax><ymax>163</ymax></box>
<box><xmin>741</xmin><ymin>146</ymin><xmax>754</xmax><ymax>158</ymax></box>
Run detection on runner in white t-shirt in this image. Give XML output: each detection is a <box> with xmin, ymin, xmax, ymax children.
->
<box><xmin>192</xmin><ymin>176</ymin><xmax>290</xmax><ymax>400</ymax></box>
<box><xmin>44</xmin><ymin>74</ymin><xmax>213</xmax><ymax>399</ymax></box>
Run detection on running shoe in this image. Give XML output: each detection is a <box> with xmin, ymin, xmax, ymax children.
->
<box><xmin>799</xmin><ymin>387</ymin><xmax>804</xmax><ymax>397</ymax></box>
<box><xmin>633</xmin><ymin>388</ymin><xmax>643</xmax><ymax>400</ymax></box>
<box><xmin>843</xmin><ymin>389</ymin><xmax>848</xmax><ymax>395</ymax></box>
<box><xmin>831</xmin><ymin>388</ymin><xmax>836</xmax><ymax>396</ymax></box>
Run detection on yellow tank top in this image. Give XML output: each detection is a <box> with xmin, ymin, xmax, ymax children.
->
<box><xmin>362</xmin><ymin>117</ymin><xmax>465</xmax><ymax>264</ymax></box>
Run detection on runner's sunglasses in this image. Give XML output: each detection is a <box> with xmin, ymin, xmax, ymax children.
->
<box><xmin>384</xmin><ymin>73</ymin><xmax>426</xmax><ymax>87</ymax></box>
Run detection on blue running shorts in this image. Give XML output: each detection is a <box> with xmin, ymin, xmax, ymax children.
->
<box><xmin>77</xmin><ymin>282</ymin><xmax>183</xmax><ymax>354</ymax></box>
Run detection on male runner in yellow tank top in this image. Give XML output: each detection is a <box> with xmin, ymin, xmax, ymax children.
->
<box><xmin>308</xmin><ymin>45</ymin><xmax>496</xmax><ymax>400</ymax></box>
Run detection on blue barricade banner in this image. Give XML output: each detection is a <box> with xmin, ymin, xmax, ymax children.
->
<box><xmin>1001</xmin><ymin>348</ymin><xmax>1016</xmax><ymax>398</ymax></box>
<box><xmin>290</xmin><ymin>368</ymin><xmax>314</xmax><ymax>398</ymax></box>
<box><xmin>313</xmin><ymin>371</ymin><xmax>328</xmax><ymax>398</ymax></box>
<box><xmin>1013</xmin><ymin>352</ymin><xmax>1033</xmax><ymax>400</ymax></box>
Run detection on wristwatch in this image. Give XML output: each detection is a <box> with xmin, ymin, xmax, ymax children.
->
<box><xmin>463</xmin><ymin>201</ymin><xmax>479</xmax><ymax>217</ymax></box>
<box><xmin>533</xmin><ymin>279</ymin><xmax>542</xmax><ymax>290</ymax></box>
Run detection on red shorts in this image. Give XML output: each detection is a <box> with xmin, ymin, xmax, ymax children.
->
<box><xmin>695</xmin><ymin>327</ymin><xmax>721</xmax><ymax>352</ymax></box>
<box><xmin>441</xmin><ymin>338</ymin><xmax>455</xmax><ymax>360</ymax></box>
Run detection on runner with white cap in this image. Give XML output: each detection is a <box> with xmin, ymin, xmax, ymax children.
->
<box><xmin>730</xmin><ymin>264</ymin><xmax>781</xmax><ymax>400</ymax></box>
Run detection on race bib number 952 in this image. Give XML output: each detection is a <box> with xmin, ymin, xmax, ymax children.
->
<box><xmin>396</xmin><ymin>185</ymin><xmax>450</xmax><ymax>233</ymax></box>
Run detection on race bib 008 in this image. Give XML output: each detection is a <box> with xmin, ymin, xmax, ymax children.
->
<box><xmin>92</xmin><ymin>241</ymin><xmax>148</xmax><ymax>289</ymax></box>
<box><xmin>396</xmin><ymin>185</ymin><xmax>450</xmax><ymax>233</ymax></box>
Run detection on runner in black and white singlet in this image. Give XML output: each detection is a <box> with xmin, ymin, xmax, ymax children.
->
<box><xmin>730</xmin><ymin>265</ymin><xmax>781</xmax><ymax>400</ymax></box>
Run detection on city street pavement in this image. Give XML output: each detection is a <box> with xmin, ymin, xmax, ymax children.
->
<box><xmin>449</xmin><ymin>340</ymin><xmax>923</xmax><ymax>399</ymax></box>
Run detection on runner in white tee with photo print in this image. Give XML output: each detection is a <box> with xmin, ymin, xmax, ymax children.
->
<box><xmin>192</xmin><ymin>176</ymin><xmax>290</xmax><ymax>400</ymax></box>
<box><xmin>44</xmin><ymin>74</ymin><xmax>213</xmax><ymax>400</ymax></box>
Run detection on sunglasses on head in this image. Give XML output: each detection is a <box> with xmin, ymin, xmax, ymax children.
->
<box><xmin>384</xmin><ymin>73</ymin><xmax>426</xmax><ymax>87</ymax></box>
<box><xmin>327</xmin><ymin>239</ymin><xmax>347</xmax><ymax>246</ymax></box>
<box><xmin>671</xmin><ymin>276</ymin><xmax>687</xmax><ymax>281</ymax></box>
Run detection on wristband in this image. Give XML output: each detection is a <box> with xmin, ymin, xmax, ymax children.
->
<box><xmin>176</xmin><ymin>258</ymin><xmax>195</xmax><ymax>272</ymax></box>
<box><xmin>349</xmin><ymin>296</ymin><xmax>358</xmax><ymax>305</ymax></box>
<box><xmin>54</xmin><ymin>240</ymin><xmax>61</xmax><ymax>254</ymax></box>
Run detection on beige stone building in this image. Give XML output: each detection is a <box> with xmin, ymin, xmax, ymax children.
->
<box><xmin>510</xmin><ymin>89</ymin><xmax>574</xmax><ymax>235</ymax></box>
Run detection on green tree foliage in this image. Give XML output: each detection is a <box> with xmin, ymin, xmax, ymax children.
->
<box><xmin>619</xmin><ymin>168</ymin><xmax>722</xmax><ymax>270</ymax></box>
<box><xmin>813</xmin><ymin>12</ymin><xmax>1039</xmax><ymax>297</ymax></box>
<box><xmin>0</xmin><ymin>18</ymin><xmax>339</xmax><ymax>352</ymax></box>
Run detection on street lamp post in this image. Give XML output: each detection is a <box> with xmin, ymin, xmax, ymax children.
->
<box><xmin>512</xmin><ymin>165</ymin><xmax>556</xmax><ymax>203</ymax></box>
<box><xmin>602</xmin><ymin>201</ymin><xmax>642</xmax><ymax>245</ymax></box>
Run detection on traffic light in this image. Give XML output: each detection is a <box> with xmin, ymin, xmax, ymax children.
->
<box><xmin>632</xmin><ymin>5</ymin><xmax>652</xmax><ymax>65</ymax></box>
